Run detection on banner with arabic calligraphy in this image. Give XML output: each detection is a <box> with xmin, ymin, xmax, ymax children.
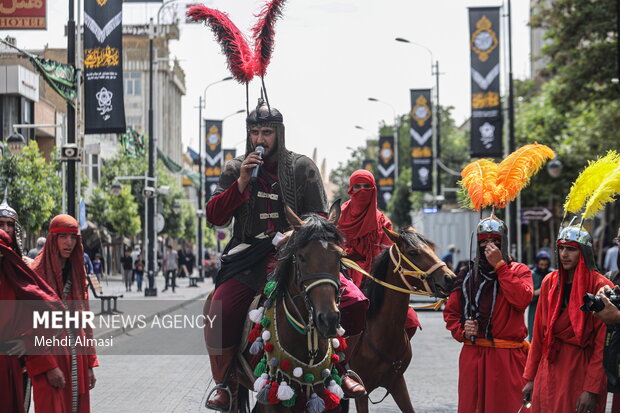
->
<box><xmin>84</xmin><ymin>0</ymin><xmax>126</xmax><ymax>134</ymax></box>
<box><xmin>377</xmin><ymin>135</ymin><xmax>395</xmax><ymax>211</ymax></box>
<box><xmin>469</xmin><ymin>7</ymin><xmax>502</xmax><ymax>157</ymax></box>
<box><xmin>410</xmin><ymin>89</ymin><xmax>433</xmax><ymax>191</ymax></box>
<box><xmin>204</xmin><ymin>120</ymin><xmax>223</xmax><ymax>200</ymax></box>
<box><xmin>0</xmin><ymin>0</ymin><xmax>46</xmax><ymax>29</ymax></box>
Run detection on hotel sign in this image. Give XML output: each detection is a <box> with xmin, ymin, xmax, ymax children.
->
<box><xmin>0</xmin><ymin>0</ymin><xmax>47</xmax><ymax>30</ymax></box>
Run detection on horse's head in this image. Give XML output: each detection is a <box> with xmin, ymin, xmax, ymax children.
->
<box><xmin>277</xmin><ymin>201</ymin><xmax>343</xmax><ymax>338</ymax></box>
<box><xmin>383</xmin><ymin>226</ymin><xmax>456</xmax><ymax>298</ymax></box>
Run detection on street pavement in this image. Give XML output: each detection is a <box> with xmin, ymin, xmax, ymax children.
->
<box><xmin>28</xmin><ymin>277</ymin><xmax>614</xmax><ymax>412</ymax></box>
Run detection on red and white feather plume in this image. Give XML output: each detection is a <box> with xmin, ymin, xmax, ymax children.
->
<box><xmin>252</xmin><ymin>0</ymin><xmax>287</xmax><ymax>77</ymax></box>
<box><xmin>187</xmin><ymin>5</ymin><xmax>255</xmax><ymax>83</ymax></box>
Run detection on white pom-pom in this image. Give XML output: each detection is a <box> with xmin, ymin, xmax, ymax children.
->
<box><xmin>331</xmin><ymin>338</ymin><xmax>340</xmax><ymax>349</ymax></box>
<box><xmin>253</xmin><ymin>373</ymin><xmax>268</xmax><ymax>392</ymax></box>
<box><xmin>249</xmin><ymin>307</ymin><xmax>265</xmax><ymax>324</ymax></box>
<box><xmin>262</xmin><ymin>330</ymin><xmax>272</xmax><ymax>341</ymax></box>
<box><xmin>328</xmin><ymin>380</ymin><xmax>344</xmax><ymax>399</ymax></box>
<box><xmin>293</xmin><ymin>367</ymin><xmax>303</xmax><ymax>378</ymax></box>
<box><xmin>336</xmin><ymin>326</ymin><xmax>346</xmax><ymax>337</ymax></box>
<box><xmin>277</xmin><ymin>381</ymin><xmax>295</xmax><ymax>401</ymax></box>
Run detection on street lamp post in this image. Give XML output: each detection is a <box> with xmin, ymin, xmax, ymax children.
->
<box><xmin>196</xmin><ymin>76</ymin><xmax>233</xmax><ymax>281</ymax></box>
<box><xmin>368</xmin><ymin>97</ymin><xmax>398</xmax><ymax>182</ymax></box>
<box><xmin>395</xmin><ymin>37</ymin><xmax>442</xmax><ymax>199</ymax></box>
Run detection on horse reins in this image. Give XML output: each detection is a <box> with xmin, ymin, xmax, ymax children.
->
<box><xmin>341</xmin><ymin>244</ymin><xmax>448</xmax><ymax>310</ymax></box>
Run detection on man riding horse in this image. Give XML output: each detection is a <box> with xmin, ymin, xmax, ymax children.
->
<box><xmin>204</xmin><ymin>99</ymin><xmax>368</xmax><ymax>410</ymax></box>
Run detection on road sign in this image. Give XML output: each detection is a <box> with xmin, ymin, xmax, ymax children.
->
<box><xmin>217</xmin><ymin>231</ymin><xmax>227</xmax><ymax>241</ymax></box>
<box><xmin>521</xmin><ymin>207</ymin><xmax>553</xmax><ymax>222</ymax></box>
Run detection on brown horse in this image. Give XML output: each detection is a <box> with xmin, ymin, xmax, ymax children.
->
<box><xmin>204</xmin><ymin>203</ymin><xmax>345</xmax><ymax>413</ymax></box>
<box><xmin>349</xmin><ymin>227</ymin><xmax>456</xmax><ymax>413</ymax></box>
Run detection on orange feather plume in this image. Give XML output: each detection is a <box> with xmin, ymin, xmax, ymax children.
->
<box><xmin>495</xmin><ymin>143</ymin><xmax>555</xmax><ymax>208</ymax></box>
<box><xmin>460</xmin><ymin>159</ymin><xmax>500</xmax><ymax>211</ymax></box>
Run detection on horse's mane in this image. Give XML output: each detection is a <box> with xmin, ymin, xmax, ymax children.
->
<box><xmin>366</xmin><ymin>228</ymin><xmax>435</xmax><ymax>319</ymax></box>
<box><xmin>270</xmin><ymin>214</ymin><xmax>343</xmax><ymax>294</ymax></box>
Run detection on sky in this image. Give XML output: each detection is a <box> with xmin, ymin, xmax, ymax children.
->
<box><xmin>5</xmin><ymin>0</ymin><xmax>531</xmax><ymax>176</ymax></box>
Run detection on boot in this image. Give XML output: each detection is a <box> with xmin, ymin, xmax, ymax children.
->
<box><xmin>340</xmin><ymin>333</ymin><xmax>366</xmax><ymax>398</ymax></box>
<box><xmin>206</xmin><ymin>346</ymin><xmax>238</xmax><ymax>412</ymax></box>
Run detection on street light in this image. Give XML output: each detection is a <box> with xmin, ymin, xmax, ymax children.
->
<box><xmin>6</xmin><ymin>131</ymin><xmax>26</xmax><ymax>155</ymax></box>
<box><xmin>196</xmin><ymin>76</ymin><xmax>234</xmax><ymax>282</ymax></box>
<box><xmin>547</xmin><ymin>158</ymin><xmax>562</xmax><ymax>178</ymax></box>
<box><xmin>367</xmin><ymin>97</ymin><xmax>398</xmax><ymax>182</ymax></box>
<box><xmin>110</xmin><ymin>181</ymin><xmax>122</xmax><ymax>196</ymax></box>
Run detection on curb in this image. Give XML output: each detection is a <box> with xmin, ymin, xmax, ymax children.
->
<box><xmin>93</xmin><ymin>291</ymin><xmax>210</xmax><ymax>340</ymax></box>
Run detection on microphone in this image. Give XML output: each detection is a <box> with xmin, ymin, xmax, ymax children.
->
<box><xmin>251</xmin><ymin>145</ymin><xmax>264</xmax><ymax>180</ymax></box>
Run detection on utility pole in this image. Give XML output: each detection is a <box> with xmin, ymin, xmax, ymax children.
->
<box><xmin>434</xmin><ymin>60</ymin><xmax>441</xmax><ymax>199</ymax></box>
<box><xmin>197</xmin><ymin>95</ymin><xmax>204</xmax><ymax>281</ymax></box>
<box><xmin>506</xmin><ymin>0</ymin><xmax>519</xmax><ymax>260</ymax></box>
<box><xmin>146</xmin><ymin>18</ymin><xmax>157</xmax><ymax>295</ymax></box>
<box><xmin>67</xmin><ymin>0</ymin><xmax>76</xmax><ymax>217</ymax></box>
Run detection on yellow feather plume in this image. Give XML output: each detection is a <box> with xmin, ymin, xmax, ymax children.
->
<box><xmin>582</xmin><ymin>165</ymin><xmax>620</xmax><ymax>220</ymax></box>
<box><xmin>495</xmin><ymin>143</ymin><xmax>555</xmax><ymax>208</ymax></box>
<box><xmin>460</xmin><ymin>159</ymin><xmax>500</xmax><ymax>211</ymax></box>
<box><xmin>563</xmin><ymin>151</ymin><xmax>620</xmax><ymax>214</ymax></box>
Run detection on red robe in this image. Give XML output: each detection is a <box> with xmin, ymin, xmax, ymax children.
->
<box><xmin>0</xmin><ymin>229</ymin><xmax>62</xmax><ymax>413</ymax></box>
<box><xmin>25</xmin><ymin>215</ymin><xmax>98</xmax><ymax>413</ymax></box>
<box><xmin>444</xmin><ymin>261</ymin><xmax>533</xmax><ymax>413</ymax></box>
<box><xmin>523</xmin><ymin>267</ymin><xmax>612</xmax><ymax>412</ymax></box>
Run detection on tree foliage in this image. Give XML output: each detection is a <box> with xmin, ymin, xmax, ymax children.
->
<box><xmin>0</xmin><ymin>141</ymin><xmax>61</xmax><ymax>236</ymax></box>
<box><xmin>532</xmin><ymin>0</ymin><xmax>619</xmax><ymax>111</ymax></box>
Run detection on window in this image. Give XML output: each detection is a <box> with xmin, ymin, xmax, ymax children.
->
<box><xmin>125</xmin><ymin>72</ymin><xmax>142</xmax><ymax>96</ymax></box>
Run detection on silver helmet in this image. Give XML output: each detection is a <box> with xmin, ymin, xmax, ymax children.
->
<box><xmin>476</xmin><ymin>215</ymin><xmax>509</xmax><ymax>262</ymax></box>
<box><xmin>556</xmin><ymin>223</ymin><xmax>596</xmax><ymax>270</ymax></box>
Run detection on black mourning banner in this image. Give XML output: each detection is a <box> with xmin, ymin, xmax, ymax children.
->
<box><xmin>84</xmin><ymin>0</ymin><xmax>126</xmax><ymax>134</ymax></box>
<box><xmin>204</xmin><ymin>120</ymin><xmax>223</xmax><ymax>199</ymax></box>
<box><xmin>361</xmin><ymin>159</ymin><xmax>374</xmax><ymax>173</ymax></box>
<box><xmin>410</xmin><ymin>89</ymin><xmax>433</xmax><ymax>191</ymax></box>
<box><xmin>377</xmin><ymin>135</ymin><xmax>395</xmax><ymax>211</ymax></box>
<box><xmin>469</xmin><ymin>7</ymin><xmax>502</xmax><ymax>157</ymax></box>
<box><xmin>223</xmin><ymin>149</ymin><xmax>237</xmax><ymax>164</ymax></box>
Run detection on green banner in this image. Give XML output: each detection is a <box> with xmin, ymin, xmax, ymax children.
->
<box><xmin>0</xmin><ymin>38</ymin><xmax>76</xmax><ymax>107</ymax></box>
<box><xmin>157</xmin><ymin>148</ymin><xmax>200</xmax><ymax>188</ymax></box>
<box><xmin>118</xmin><ymin>127</ymin><xmax>145</xmax><ymax>158</ymax></box>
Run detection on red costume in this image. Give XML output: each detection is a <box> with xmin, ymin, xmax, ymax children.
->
<box><xmin>26</xmin><ymin>215</ymin><xmax>98</xmax><ymax>413</ymax></box>
<box><xmin>0</xmin><ymin>230</ymin><xmax>61</xmax><ymax>413</ymax></box>
<box><xmin>338</xmin><ymin>169</ymin><xmax>420</xmax><ymax>335</ymax></box>
<box><xmin>523</xmin><ymin>242</ymin><xmax>611</xmax><ymax>412</ymax></box>
<box><xmin>444</xmin><ymin>259</ymin><xmax>533</xmax><ymax>413</ymax></box>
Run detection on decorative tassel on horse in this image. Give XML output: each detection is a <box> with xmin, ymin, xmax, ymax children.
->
<box><xmin>249</xmin><ymin>337</ymin><xmax>264</xmax><ymax>355</ymax></box>
<box><xmin>249</xmin><ymin>306</ymin><xmax>265</xmax><ymax>324</ymax></box>
<box><xmin>267</xmin><ymin>381</ymin><xmax>280</xmax><ymax>404</ymax></box>
<box><xmin>256</xmin><ymin>381</ymin><xmax>271</xmax><ymax>404</ymax></box>
<box><xmin>328</xmin><ymin>379</ymin><xmax>344</xmax><ymax>399</ymax></box>
<box><xmin>254</xmin><ymin>373</ymin><xmax>269</xmax><ymax>392</ymax></box>
<box><xmin>306</xmin><ymin>392</ymin><xmax>326</xmax><ymax>413</ymax></box>
<box><xmin>322</xmin><ymin>388</ymin><xmax>341</xmax><ymax>410</ymax></box>
<box><xmin>276</xmin><ymin>381</ymin><xmax>295</xmax><ymax>401</ymax></box>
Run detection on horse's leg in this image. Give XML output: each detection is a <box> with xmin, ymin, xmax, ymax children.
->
<box><xmin>203</xmin><ymin>289</ymin><xmax>214</xmax><ymax>348</ymax></box>
<box><xmin>354</xmin><ymin>394</ymin><xmax>370</xmax><ymax>413</ymax></box>
<box><xmin>389</xmin><ymin>375</ymin><xmax>415</xmax><ymax>413</ymax></box>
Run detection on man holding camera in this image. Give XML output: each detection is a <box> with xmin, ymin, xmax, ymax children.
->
<box><xmin>592</xmin><ymin>227</ymin><xmax>620</xmax><ymax>412</ymax></box>
<box><xmin>523</xmin><ymin>225</ymin><xmax>612</xmax><ymax>413</ymax></box>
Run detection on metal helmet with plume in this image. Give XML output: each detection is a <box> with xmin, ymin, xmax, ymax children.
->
<box><xmin>558</xmin><ymin>150</ymin><xmax>620</xmax><ymax>269</ymax></box>
<box><xmin>0</xmin><ymin>186</ymin><xmax>24</xmax><ymax>256</ymax></box>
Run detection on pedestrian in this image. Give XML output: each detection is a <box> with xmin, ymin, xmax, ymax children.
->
<box><xmin>522</xmin><ymin>224</ymin><xmax>612</xmax><ymax>412</ymax></box>
<box><xmin>528</xmin><ymin>251</ymin><xmax>553</xmax><ymax>341</ymax></box>
<box><xmin>120</xmin><ymin>248</ymin><xmax>133</xmax><ymax>292</ymax></box>
<box><xmin>28</xmin><ymin>237</ymin><xmax>46</xmax><ymax>260</ymax></box>
<box><xmin>605</xmin><ymin>241</ymin><xmax>619</xmax><ymax>273</ymax></box>
<box><xmin>0</xmin><ymin>191</ymin><xmax>27</xmax><ymax>260</ymax></box>
<box><xmin>26</xmin><ymin>214</ymin><xmax>98</xmax><ymax>413</ymax></box>
<box><xmin>134</xmin><ymin>254</ymin><xmax>145</xmax><ymax>292</ymax></box>
<box><xmin>92</xmin><ymin>253</ymin><xmax>104</xmax><ymax>282</ymax></box>
<box><xmin>0</xmin><ymin>192</ymin><xmax>62</xmax><ymax>413</ymax></box>
<box><xmin>177</xmin><ymin>243</ymin><xmax>189</xmax><ymax>278</ymax></box>
<box><xmin>162</xmin><ymin>244</ymin><xmax>178</xmax><ymax>293</ymax></box>
<box><xmin>442</xmin><ymin>244</ymin><xmax>457</xmax><ymax>272</ymax></box>
<box><xmin>83</xmin><ymin>251</ymin><xmax>93</xmax><ymax>275</ymax></box>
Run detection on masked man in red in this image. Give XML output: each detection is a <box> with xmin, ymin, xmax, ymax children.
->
<box><xmin>444</xmin><ymin>215</ymin><xmax>533</xmax><ymax>413</ymax></box>
<box><xmin>338</xmin><ymin>169</ymin><xmax>420</xmax><ymax>339</ymax></box>
<box><xmin>26</xmin><ymin>214</ymin><xmax>98</xmax><ymax>413</ymax></box>
<box><xmin>523</xmin><ymin>224</ymin><xmax>612</xmax><ymax>412</ymax></box>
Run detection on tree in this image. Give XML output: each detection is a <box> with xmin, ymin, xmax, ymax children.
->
<box><xmin>531</xmin><ymin>0</ymin><xmax>618</xmax><ymax>111</ymax></box>
<box><xmin>0</xmin><ymin>141</ymin><xmax>61</xmax><ymax>237</ymax></box>
<box><xmin>106</xmin><ymin>186</ymin><xmax>141</xmax><ymax>237</ymax></box>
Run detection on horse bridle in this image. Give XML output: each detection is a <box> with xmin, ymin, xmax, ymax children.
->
<box><xmin>389</xmin><ymin>243</ymin><xmax>448</xmax><ymax>296</ymax></box>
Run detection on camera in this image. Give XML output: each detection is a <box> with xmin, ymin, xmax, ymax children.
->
<box><xmin>581</xmin><ymin>288</ymin><xmax>620</xmax><ymax>312</ymax></box>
